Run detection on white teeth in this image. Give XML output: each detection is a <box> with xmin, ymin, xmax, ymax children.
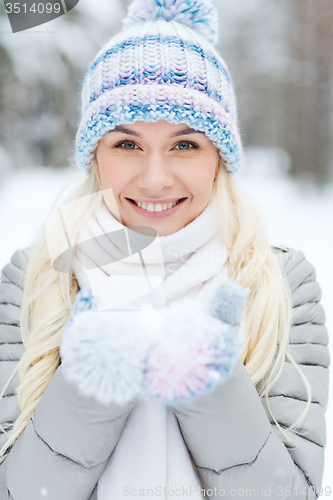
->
<box><xmin>134</xmin><ymin>200</ymin><xmax>181</xmax><ymax>211</ymax></box>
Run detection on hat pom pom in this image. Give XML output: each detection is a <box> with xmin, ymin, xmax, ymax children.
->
<box><xmin>123</xmin><ymin>0</ymin><xmax>219</xmax><ymax>45</ymax></box>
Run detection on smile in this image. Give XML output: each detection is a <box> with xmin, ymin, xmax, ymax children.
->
<box><xmin>126</xmin><ymin>198</ymin><xmax>187</xmax><ymax>218</ymax></box>
<box><xmin>132</xmin><ymin>199</ymin><xmax>183</xmax><ymax>211</ymax></box>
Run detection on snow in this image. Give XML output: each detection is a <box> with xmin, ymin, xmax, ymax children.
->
<box><xmin>0</xmin><ymin>0</ymin><xmax>126</xmax><ymax>84</ymax></box>
<box><xmin>0</xmin><ymin>149</ymin><xmax>332</xmax><ymax>487</ymax></box>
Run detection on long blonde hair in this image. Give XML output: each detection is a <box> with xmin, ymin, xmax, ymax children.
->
<box><xmin>0</xmin><ymin>156</ymin><xmax>311</xmax><ymax>457</ymax></box>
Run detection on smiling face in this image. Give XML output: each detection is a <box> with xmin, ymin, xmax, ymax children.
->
<box><xmin>95</xmin><ymin>120</ymin><xmax>220</xmax><ymax>236</ymax></box>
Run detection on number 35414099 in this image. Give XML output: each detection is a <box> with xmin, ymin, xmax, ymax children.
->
<box><xmin>5</xmin><ymin>3</ymin><xmax>61</xmax><ymax>14</ymax></box>
<box><xmin>276</xmin><ymin>485</ymin><xmax>331</xmax><ymax>496</ymax></box>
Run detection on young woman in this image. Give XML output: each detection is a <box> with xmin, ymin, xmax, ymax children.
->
<box><xmin>0</xmin><ymin>0</ymin><xmax>330</xmax><ymax>499</ymax></box>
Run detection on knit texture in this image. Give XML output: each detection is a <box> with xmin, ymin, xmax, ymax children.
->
<box><xmin>208</xmin><ymin>280</ymin><xmax>249</xmax><ymax>326</ymax></box>
<box><xmin>60</xmin><ymin>284</ymin><xmax>248</xmax><ymax>406</ymax></box>
<box><xmin>61</xmin><ymin>196</ymin><xmax>249</xmax><ymax>406</ymax></box>
<box><xmin>75</xmin><ymin>0</ymin><xmax>243</xmax><ymax>175</ymax></box>
<box><xmin>59</xmin><ymin>193</ymin><xmax>248</xmax><ymax>499</ymax></box>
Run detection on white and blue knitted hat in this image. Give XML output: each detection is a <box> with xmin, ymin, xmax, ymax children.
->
<box><xmin>75</xmin><ymin>0</ymin><xmax>243</xmax><ymax>175</ymax></box>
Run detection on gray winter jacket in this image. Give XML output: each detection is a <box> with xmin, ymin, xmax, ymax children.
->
<box><xmin>0</xmin><ymin>245</ymin><xmax>330</xmax><ymax>499</ymax></box>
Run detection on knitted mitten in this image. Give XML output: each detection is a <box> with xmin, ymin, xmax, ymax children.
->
<box><xmin>59</xmin><ymin>289</ymin><xmax>155</xmax><ymax>405</ymax></box>
<box><xmin>141</xmin><ymin>281</ymin><xmax>249</xmax><ymax>406</ymax></box>
<box><xmin>60</xmin><ymin>281</ymin><xmax>249</xmax><ymax>406</ymax></box>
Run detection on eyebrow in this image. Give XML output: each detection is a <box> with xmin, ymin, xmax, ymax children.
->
<box><xmin>110</xmin><ymin>125</ymin><xmax>206</xmax><ymax>138</ymax></box>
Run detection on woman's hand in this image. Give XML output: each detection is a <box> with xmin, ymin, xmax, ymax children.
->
<box><xmin>141</xmin><ymin>282</ymin><xmax>249</xmax><ymax>406</ymax></box>
<box><xmin>60</xmin><ymin>289</ymin><xmax>156</xmax><ymax>405</ymax></box>
<box><xmin>59</xmin><ymin>282</ymin><xmax>249</xmax><ymax>406</ymax></box>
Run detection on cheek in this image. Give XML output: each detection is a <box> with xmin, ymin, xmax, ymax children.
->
<box><xmin>184</xmin><ymin>160</ymin><xmax>217</xmax><ymax>193</ymax></box>
<box><xmin>97</xmin><ymin>150</ymin><xmax>129</xmax><ymax>193</ymax></box>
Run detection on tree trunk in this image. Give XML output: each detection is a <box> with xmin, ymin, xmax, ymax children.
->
<box><xmin>285</xmin><ymin>0</ymin><xmax>333</xmax><ymax>185</ymax></box>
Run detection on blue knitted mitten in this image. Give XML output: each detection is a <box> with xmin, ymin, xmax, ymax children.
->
<box><xmin>60</xmin><ymin>281</ymin><xmax>250</xmax><ymax>406</ymax></box>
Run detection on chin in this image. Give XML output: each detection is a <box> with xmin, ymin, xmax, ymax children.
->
<box><xmin>159</xmin><ymin>223</ymin><xmax>187</xmax><ymax>236</ymax></box>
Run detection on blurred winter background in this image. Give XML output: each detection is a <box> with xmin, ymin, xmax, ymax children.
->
<box><xmin>0</xmin><ymin>0</ymin><xmax>332</xmax><ymax>489</ymax></box>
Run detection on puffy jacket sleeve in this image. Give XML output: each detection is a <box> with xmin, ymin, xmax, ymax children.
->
<box><xmin>171</xmin><ymin>246</ymin><xmax>330</xmax><ymax>499</ymax></box>
<box><xmin>0</xmin><ymin>247</ymin><xmax>137</xmax><ymax>500</ymax></box>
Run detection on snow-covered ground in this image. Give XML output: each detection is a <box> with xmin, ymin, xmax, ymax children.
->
<box><xmin>0</xmin><ymin>152</ymin><xmax>332</xmax><ymax>489</ymax></box>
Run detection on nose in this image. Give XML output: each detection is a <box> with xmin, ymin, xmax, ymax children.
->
<box><xmin>136</xmin><ymin>152</ymin><xmax>174</xmax><ymax>191</ymax></box>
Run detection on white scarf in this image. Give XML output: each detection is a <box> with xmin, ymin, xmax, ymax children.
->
<box><xmin>71</xmin><ymin>195</ymin><xmax>230</xmax><ymax>500</ymax></box>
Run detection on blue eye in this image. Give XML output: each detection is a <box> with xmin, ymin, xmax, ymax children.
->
<box><xmin>114</xmin><ymin>140</ymin><xmax>138</xmax><ymax>150</ymax></box>
<box><xmin>175</xmin><ymin>141</ymin><xmax>198</xmax><ymax>150</ymax></box>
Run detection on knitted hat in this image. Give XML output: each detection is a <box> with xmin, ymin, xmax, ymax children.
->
<box><xmin>75</xmin><ymin>0</ymin><xmax>243</xmax><ymax>175</ymax></box>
